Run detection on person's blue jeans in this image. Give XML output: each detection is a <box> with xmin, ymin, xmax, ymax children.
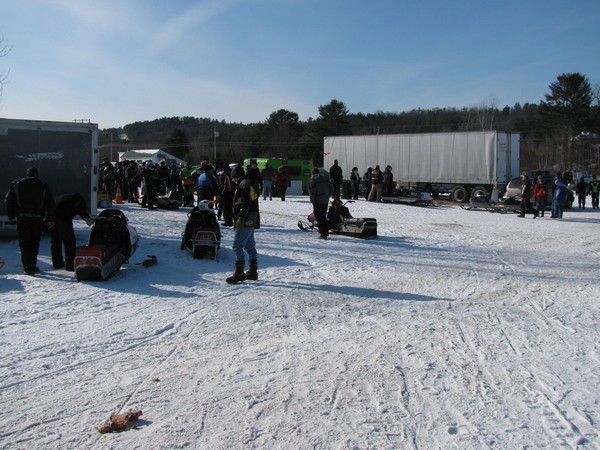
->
<box><xmin>263</xmin><ymin>181</ymin><xmax>273</xmax><ymax>200</ymax></box>
<box><xmin>232</xmin><ymin>226</ymin><xmax>257</xmax><ymax>262</ymax></box>
<box><xmin>552</xmin><ymin>199</ymin><xmax>564</xmax><ymax>218</ymax></box>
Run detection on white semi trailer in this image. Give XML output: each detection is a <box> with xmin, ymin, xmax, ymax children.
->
<box><xmin>324</xmin><ymin>131</ymin><xmax>520</xmax><ymax>202</ymax></box>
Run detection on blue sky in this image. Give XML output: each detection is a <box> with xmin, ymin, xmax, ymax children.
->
<box><xmin>1</xmin><ymin>0</ymin><xmax>599</xmax><ymax>129</ymax></box>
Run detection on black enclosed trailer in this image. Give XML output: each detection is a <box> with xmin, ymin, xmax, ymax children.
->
<box><xmin>0</xmin><ymin>118</ymin><xmax>98</xmax><ymax>237</ymax></box>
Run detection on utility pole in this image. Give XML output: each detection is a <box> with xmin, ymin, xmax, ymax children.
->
<box><xmin>213</xmin><ymin>126</ymin><xmax>219</xmax><ymax>163</ymax></box>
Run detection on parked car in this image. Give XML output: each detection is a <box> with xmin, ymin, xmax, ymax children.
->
<box><xmin>502</xmin><ymin>176</ymin><xmax>574</xmax><ymax>209</ymax></box>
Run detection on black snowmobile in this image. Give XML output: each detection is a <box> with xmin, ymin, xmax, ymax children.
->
<box><xmin>298</xmin><ymin>199</ymin><xmax>377</xmax><ymax>239</ymax></box>
<box><xmin>154</xmin><ymin>179</ymin><xmax>183</xmax><ymax>210</ymax></box>
<box><xmin>180</xmin><ymin>201</ymin><xmax>221</xmax><ymax>258</ymax></box>
<box><xmin>75</xmin><ymin>209</ymin><xmax>139</xmax><ymax>281</ymax></box>
<box><xmin>380</xmin><ymin>188</ymin><xmax>433</xmax><ymax>206</ymax></box>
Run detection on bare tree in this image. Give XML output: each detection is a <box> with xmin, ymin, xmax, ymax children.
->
<box><xmin>0</xmin><ymin>36</ymin><xmax>11</xmax><ymax>102</ymax></box>
<box><xmin>592</xmin><ymin>81</ymin><xmax>600</xmax><ymax>106</ymax></box>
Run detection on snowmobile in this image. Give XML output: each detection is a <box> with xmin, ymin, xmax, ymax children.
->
<box><xmin>298</xmin><ymin>199</ymin><xmax>377</xmax><ymax>239</ymax></box>
<box><xmin>153</xmin><ymin>180</ymin><xmax>182</xmax><ymax>210</ymax></box>
<box><xmin>380</xmin><ymin>188</ymin><xmax>433</xmax><ymax>206</ymax></box>
<box><xmin>180</xmin><ymin>200</ymin><xmax>221</xmax><ymax>259</ymax></box>
<box><xmin>74</xmin><ymin>209</ymin><xmax>139</xmax><ymax>281</ymax></box>
<box><xmin>460</xmin><ymin>194</ymin><xmax>519</xmax><ymax>214</ymax></box>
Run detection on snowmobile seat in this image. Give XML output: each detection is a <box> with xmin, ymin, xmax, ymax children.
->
<box><xmin>181</xmin><ymin>205</ymin><xmax>221</xmax><ymax>258</ymax></box>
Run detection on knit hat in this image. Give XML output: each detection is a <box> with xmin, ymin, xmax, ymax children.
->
<box><xmin>26</xmin><ymin>167</ymin><xmax>39</xmax><ymax>177</ymax></box>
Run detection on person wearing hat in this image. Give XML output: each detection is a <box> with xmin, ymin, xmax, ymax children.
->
<box><xmin>4</xmin><ymin>167</ymin><xmax>56</xmax><ymax>275</ymax></box>
<box><xmin>275</xmin><ymin>165</ymin><xmax>291</xmax><ymax>201</ymax></box>
<box><xmin>309</xmin><ymin>167</ymin><xmax>333</xmax><ymax>239</ymax></box>
<box><xmin>226</xmin><ymin>164</ymin><xmax>261</xmax><ymax>283</ymax></box>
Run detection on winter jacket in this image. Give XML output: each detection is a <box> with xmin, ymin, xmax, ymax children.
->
<box><xmin>5</xmin><ymin>172</ymin><xmax>55</xmax><ymax>221</ymax></box>
<box><xmin>576</xmin><ymin>180</ymin><xmax>588</xmax><ymax>197</ymax></box>
<box><xmin>554</xmin><ymin>179</ymin><xmax>568</xmax><ymax>202</ymax></box>
<box><xmin>261</xmin><ymin>166</ymin><xmax>275</xmax><ymax>183</ymax></box>
<box><xmin>276</xmin><ymin>169</ymin><xmax>291</xmax><ymax>187</ymax></box>
<box><xmin>329</xmin><ymin>163</ymin><xmax>343</xmax><ymax>184</ymax></box>
<box><xmin>309</xmin><ymin>170</ymin><xmax>333</xmax><ymax>205</ymax></box>
<box><xmin>232</xmin><ymin>175</ymin><xmax>260</xmax><ymax>229</ymax></box>
<box><xmin>533</xmin><ymin>181</ymin><xmax>548</xmax><ymax>198</ymax></box>
<box><xmin>54</xmin><ymin>193</ymin><xmax>90</xmax><ymax>221</ymax></box>
<box><xmin>520</xmin><ymin>178</ymin><xmax>533</xmax><ymax>199</ymax></box>
<box><xmin>371</xmin><ymin>168</ymin><xmax>383</xmax><ymax>185</ymax></box>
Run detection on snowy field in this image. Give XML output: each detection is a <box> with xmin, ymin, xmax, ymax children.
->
<box><xmin>1</xmin><ymin>195</ymin><xmax>599</xmax><ymax>449</ymax></box>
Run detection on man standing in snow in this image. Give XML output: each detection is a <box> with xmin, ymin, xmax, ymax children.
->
<box><xmin>4</xmin><ymin>166</ymin><xmax>56</xmax><ymax>275</ymax></box>
<box><xmin>518</xmin><ymin>173</ymin><xmax>538</xmax><ymax>218</ymax></box>
<box><xmin>552</xmin><ymin>172</ymin><xmax>569</xmax><ymax>219</ymax></box>
<box><xmin>226</xmin><ymin>165</ymin><xmax>260</xmax><ymax>284</ymax></box>
<box><xmin>589</xmin><ymin>174</ymin><xmax>600</xmax><ymax>209</ymax></box>
<box><xmin>329</xmin><ymin>160</ymin><xmax>343</xmax><ymax>201</ymax></box>
<box><xmin>309</xmin><ymin>167</ymin><xmax>333</xmax><ymax>239</ymax></box>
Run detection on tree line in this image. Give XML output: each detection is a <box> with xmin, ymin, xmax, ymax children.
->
<box><xmin>99</xmin><ymin>73</ymin><xmax>600</xmax><ymax>174</ymax></box>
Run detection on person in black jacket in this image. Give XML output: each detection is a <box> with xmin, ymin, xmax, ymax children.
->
<box><xmin>51</xmin><ymin>193</ymin><xmax>94</xmax><ymax>271</ymax></box>
<box><xmin>226</xmin><ymin>165</ymin><xmax>260</xmax><ymax>284</ymax></box>
<box><xmin>309</xmin><ymin>168</ymin><xmax>333</xmax><ymax>239</ymax></box>
<box><xmin>329</xmin><ymin>160</ymin><xmax>343</xmax><ymax>201</ymax></box>
<box><xmin>132</xmin><ymin>161</ymin><xmax>157</xmax><ymax>209</ymax></box>
<box><xmin>4</xmin><ymin>167</ymin><xmax>56</xmax><ymax>275</ymax></box>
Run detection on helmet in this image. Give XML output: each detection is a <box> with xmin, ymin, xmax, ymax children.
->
<box><xmin>231</xmin><ymin>165</ymin><xmax>245</xmax><ymax>178</ymax></box>
<box><xmin>198</xmin><ymin>200</ymin><xmax>211</xmax><ymax>210</ymax></box>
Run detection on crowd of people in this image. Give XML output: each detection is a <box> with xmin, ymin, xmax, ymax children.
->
<box><xmin>5</xmin><ymin>157</ymin><xmax>599</xmax><ymax>279</ymax></box>
<box><xmin>519</xmin><ymin>171</ymin><xmax>599</xmax><ymax>219</ymax></box>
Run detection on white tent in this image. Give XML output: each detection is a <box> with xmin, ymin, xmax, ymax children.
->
<box><xmin>119</xmin><ymin>149</ymin><xmax>186</xmax><ymax>166</ymax></box>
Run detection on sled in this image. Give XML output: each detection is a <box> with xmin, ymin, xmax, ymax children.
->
<box><xmin>381</xmin><ymin>188</ymin><xmax>433</xmax><ymax>206</ymax></box>
<box><xmin>75</xmin><ymin>209</ymin><xmax>138</xmax><ymax>281</ymax></box>
<box><xmin>181</xmin><ymin>203</ymin><xmax>221</xmax><ymax>259</ymax></box>
<box><xmin>298</xmin><ymin>200</ymin><xmax>377</xmax><ymax>239</ymax></box>
<box><xmin>154</xmin><ymin>183</ymin><xmax>182</xmax><ymax>210</ymax></box>
<box><xmin>460</xmin><ymin>194</ymin><xmax>519</xmax><ymax>214</ymax></box>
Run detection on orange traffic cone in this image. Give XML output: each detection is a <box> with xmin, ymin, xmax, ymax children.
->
<box><xmin>115</xmin><ymin>185</ymin><xmax>123</xmax><ymax>204</ymax></box>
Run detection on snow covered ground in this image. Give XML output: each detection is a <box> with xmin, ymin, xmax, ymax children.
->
<box><xmin>1</xmin><ymin>195</ymin><xmax>599</xmax><ymax>449</ymax></box>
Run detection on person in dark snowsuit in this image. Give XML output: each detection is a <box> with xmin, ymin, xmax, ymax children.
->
<box><xmin>132</xmin><ymin>161</ymin><xmax>157</xmax><ymax>209</ymax></box>
<box><xmin>246</xmin><ymin>159</ymin><xmax>263</xmax><ymax>196</ymax></box>
<box><xmin>575</xmin><ymin>177</ymin><xmax>588</xmax><ymax>208</ymax></box>
<box><xmin>329</xmin><ymin>160</ymin><xmax>343</xmax><ymax>201</ymax></box>
<box><xmin>350</xmin><ymin>167</ymin><xmax>361</xmax><ymax>200</ymax></box>
<box><xmin>4</xmin><ymin>167</ymin><xmax>56</xmax><ymax>275</ymax></box>
<box><xmin>589</xmin><ymin>175</ymin><xmax>600</xmax><ymax>209</ymax></box>
<box><xmin>363</xmin><ymin>167</ymin><xmax>372</xmax><ymax>200</ymax></box>
<box><xmin>309</xmin><ymin>168</ymin><xmax>333</xmax><ymax>239</ymax></box>
<box><xmin>51</xmin><ymin>193</ymin><xmax>94</xmax><ymax>271</ymax></box>
<box><xmin>219</xmin><ymin>164</ymin><xmax>234</xmax><ymax>226</ymax></box>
